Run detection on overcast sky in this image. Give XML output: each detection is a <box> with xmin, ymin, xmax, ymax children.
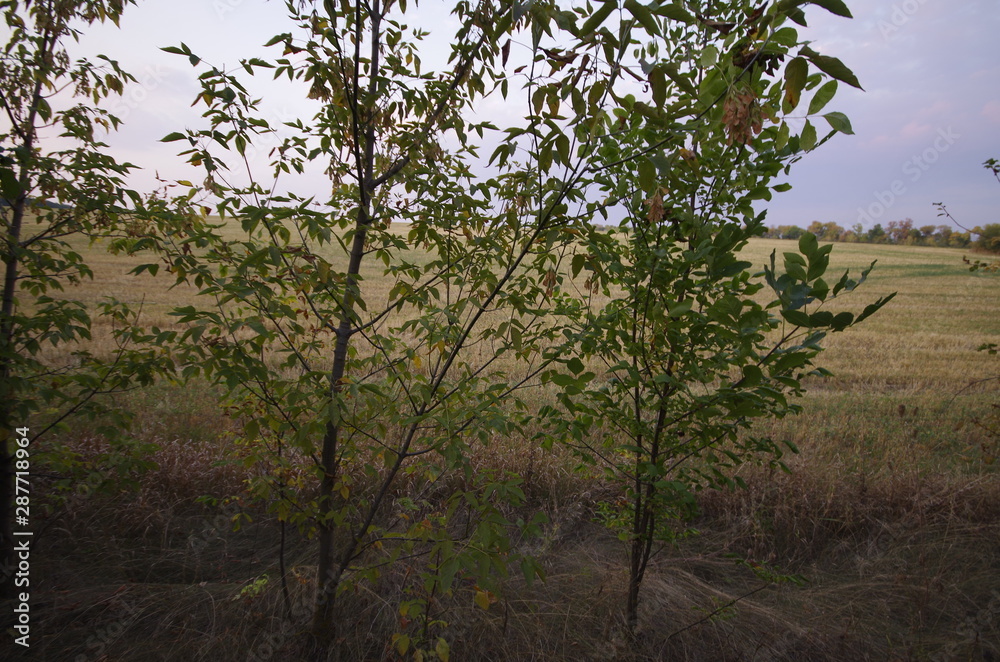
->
<box><xmin>57</xmin><ymin>0</ymin><xmax>1000</xmax><ymax>230</ymax></box>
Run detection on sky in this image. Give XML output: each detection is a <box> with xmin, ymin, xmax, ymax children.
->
<box><xmin>764</xmin><ymin>0</ymin><xmax>1000</xmax><ymax>231</ymax></box>
<box><xmin>32</xmin><ymin>0</ymin><xmax>1000</xmax><ymax>230</ymax></box>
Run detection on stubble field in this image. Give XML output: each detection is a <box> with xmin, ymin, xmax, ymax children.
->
<box><xmin>13</xmin><ymin>231</ymin><xmax>1000</xmax><ymax>661</ymax></box>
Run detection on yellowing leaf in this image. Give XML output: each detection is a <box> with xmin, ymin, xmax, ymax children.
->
<box><xmin>435</xmin><ymin>638</ymin><xmax>451</xmax><ymax>662</ymax></box>
<box><xmin>783</xmin><ymin>57</ymin><xmax>807</xmax><ymax>109</ymax></box>
<box><xmin>393</xmin><ymin>633</ymin><xmax>410</xmax><ymax>655</ymax></box>
<box><xmin>474</xmin><ymin>589</ymin><xmax>491</xmax><ymax>611</ymax></box>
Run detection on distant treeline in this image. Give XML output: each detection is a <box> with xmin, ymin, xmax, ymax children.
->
<box><xmin>763</xmin><ymin>219</ymin><xmax>1000</xmax><ymax>253</ymax></box>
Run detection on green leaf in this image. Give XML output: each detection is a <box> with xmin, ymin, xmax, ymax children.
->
<box><xmin>807</xmin><ymin>0</ymin><xmax>853</xmax><ymax>18</ymax></box>
<box><xmin>0</xmin><ymin>162</ymin><xmax>19</xmax><ymax>201</ymax></box>
<box><xmin>701</xmin><ymin>45</ymin><xmax>719</xmax><ymax>68</ymax></box>
<box><xmin>781</xmin><ymin>309</ymin><xmax>812</xmax><ymax>327</ymax></box>
<box><xmin>784</xmin><ymin>252</ymin><xmax>806</xmax><ymax>267</ymax></box>
<box><xmin>801</xmin><ymin>46</ymin><xmax>863</xmax><ymax>90</ymax></box>
<box><xmin>538</xmin><ymin>143</ymin><xmax>552</xmax><ymax>171</ymax></box>
<box><xmin>823</xmin><ymin>111</ymin><xmax>854</xmax><ymax>135</ymax></box>
<box><xmin>648</xmin><ymin>154</ymin><xmax>672</xmax><ymax>174</ymax></box>
<box><xmin>439</xmin><ymin>557</ymin><xmax>460</xmax><ymax>592</ymax></box>
<box><xmin>831</xmin><ymin>311</ymin><xmax>855</xmax><ymax>330</ymax></box>
<box><xmin>800</xmin><ymin>120</ymin><xmax>817</xmax><ymax>151</ymax></box>
<box><xmin>783</xmin><ymin>259</ymin><xmax>807</xmax><ymax>282</ymax></box>
<box><xmin>668</xmin><ymin>299</ymin><xmax>693</xmax><ymax>317</ymax></box>
<box><xmin>624</xmin><ymin>0</ymin><xmax>659</xmax><ymax>35</ymax></box>
<box><xmin>742</xmin><ymin>365</ymin><xmax>764</xmax><ymax>386</ymax></box>
<box><xmin>807</xmin><ymin>79</ymin><xmax>838</xmax><ymax>115</ymax></box>
<box><xmin>161</xmin><ymin>132</ymin><xmax>187</xmax><ymax>142</ymax></box>
<box><xmin>776</xmin><ymin>121</ymin><xmax>790</xmax><ymax>149</ymax></box>
<box><xmin>660</xmin><ymin>61</ymin><xmax>697</xmax><ymax>95</ymax></box>
<box><xmin>130</xmin><ymin>263</ymin><xmax>159</xmax><ymax>277</ymax></box>
<box><xmin>855</xmin><ymin>293</ymin><xmax>896</xmax><ymax>325</ymax></box>
<box><xmin>810</xmin><ymin>278</ymin><xmax>829</xmax><ymax>301</ymax></box>
<box><xmin>638</xmin><ymin>158</ymin><xmax>656</xmax><ymax>192</ymax></box>
<box><xmin>513</xmin><ymin>0</ymin><xmax>531</xmax><ymax>22</ymax></box>
<box><xmin>532</xmin><ymin>87</ymin><xmax>545</xmax><ymax>115</ymax></box>
<box><xmin>263</xmin><ymin>33</ymin><xmax>290</xmax><ymax>48</ymax></box>
<box><xmin>798</xmin><ymin>232</ymin><xmax>818</xmax><ymax>258</ymax></box>
<box><xmin>809</xmin><ymin>311</ymin><xmax>834</xmax><ymax>327</ymax></box>
<box><xmin>579</xmin><ymin>0</ymin><xmax>616</xmax><ymax>36</ymax></box>
<box><xmin>807</xmin><ymin>255</ymin><xmax>829</xmax><ymax>281</ymax></box>
<box><xmin>556</xmin><ymin>133</ymin><xmax>570</xmax><ymax>163</ymax></box>
<box><xmin>653</xmin><ymin>3</ymin><xmax>695</xmax><ymax>23</ymax></box>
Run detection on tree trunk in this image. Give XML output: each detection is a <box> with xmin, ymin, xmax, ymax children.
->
<box><xmin>0</xmin><ymin>141</ymin><xmax>35</xmax><ymax>601</ymax></box>
<box><xmin>311</xmin><ymin>172</ymin><xmax>373</xmax><ymax>646</ymax></box>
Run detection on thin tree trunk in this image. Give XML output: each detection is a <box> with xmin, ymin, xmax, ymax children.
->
<box><xmin>0</xmin><ymin>114</ymin><xmax>39</xmax><ymax>602</ymax></box>
<box><xmin>311</xmin><ymin>213</ymin><xmax>370</xmax><ymax>647</ymax></box>
<box><xmin>626</xmin><ymin>402</ymin><xmax>668</xmax><ymax>632</ymax></box>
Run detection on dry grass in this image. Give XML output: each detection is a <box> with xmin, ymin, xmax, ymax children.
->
<box><xmin>7</xmin><ymin>231</ymin><xmax>1000</xmax><ymax>660</ymax></box>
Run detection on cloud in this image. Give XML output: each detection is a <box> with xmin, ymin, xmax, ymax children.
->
<box><xmin>982</xmin><ymin>101</ymin><xmax>1000</xmax><ymax>125</ymax></box>
<box><xmin>899</xmin><ymin>120</ymin><xmax>931</xmax><ymax>140</ymax></box>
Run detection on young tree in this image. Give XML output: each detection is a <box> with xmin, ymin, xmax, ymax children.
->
<box><xmin>135</xmin><ymin>0</ymin><xmax>889</xmax><ymax>654</ymax></box>
<box><xmin>0</xmin><ymin>0</ymin><xmax>173</xmax><ymax>598</ymax></box>
<box><xmin>141</xmin><ymin>0</ymin><xmax>586</xmax><ymax>653</ymax></box>
<box><xmin>533</xmin><ymin>0</ymin><xmax>892</xmax><ymax>632</ymax></box>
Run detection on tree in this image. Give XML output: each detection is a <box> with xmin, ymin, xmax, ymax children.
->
<box><xmin>139</xmin><ymin>0</ymin><xmax>581</xmax><ymax>653</ymax></box>
<box><xmin>530</xmin><ymin>0</ymin><xmax>890</xmax><ymax>631</ymax></box>
<box><xmin>783</xmin><ymin>224</ymin><xmax>806</xmax><ymax>240</ymax></box>
<box><xmin>932</xmin><ymin>225</ymin><xmax>952</xmax><ymax>247</ymax></box>
<box><xmin>886</xmin><ymin>218</ymin><xmax>914</xmax><ymax>244</ymax></box>
<box><xmin>0</xmin><ymin>0</ymin><xmax>173</xmax><ymax>598</ymax></box>
<box><xmin>130</xmin><ymin>0</ymin><xmax>887</xmax><ymax>654</ymax></box>
<box><xmin>867</xmin><ymin>222</ymin><xmax>886</xmax><ymax>243</ymax></box>
<box><xmin>844</xmin><ymin>222</ymin><xmax>865</xmax><ymax>242</ymax></box>
<box><xmin>974</xmin><ymin>224</ymin><xmax>1000</xmax><ymax>254</ymax></box>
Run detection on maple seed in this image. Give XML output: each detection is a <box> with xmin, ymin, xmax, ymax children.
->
<box><xmin>722</xmin><ymin>84</ymin><xmax>763</xmax><ymax>145</ymax></box>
